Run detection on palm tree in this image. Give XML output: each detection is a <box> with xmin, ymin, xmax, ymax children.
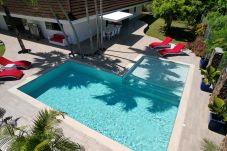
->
<box><xmin>47</xmin><ymin>0</ymin><xmax>76</xmax><ymax>57</ymax></box>
<box><xmin>28</xmin><ymin>0</ymin><xmax>76</xmax><ymax>57</ymax></box>
<box><xmin>99</xmin><ymin>0</ymin><xmax>104</xmax><ymax>51</ymax></box>
<box><xmin>55</xmin><ymin>0</ymin><xmax>82</xmax><ymax>57</ymax></box>
<box><xmin>0</xmin><ymin>0</ymin><xmax>31</xmax><ymax>54</ymax></box>
<box><xmin>84</xmin><ymin>0</ymin><xmax>94</xmax><ymax>52</ymax></box>
<box><xmin>0</xmin><ymin>109</ymin><xmax>81</xmax><ymax>151</ymax></box>
<box><xmin>94</xmin><ymin>0</ymin><xmax>100</xmax><ymax>51</ymax></box>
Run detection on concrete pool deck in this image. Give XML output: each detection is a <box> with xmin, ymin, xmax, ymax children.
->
<box><xmin>0</xmin><ymin>19</ymin><xmax>224</xmax><ymax>150</ymax></box>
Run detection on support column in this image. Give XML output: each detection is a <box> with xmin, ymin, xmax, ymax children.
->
<box><xmin>208</xmin><ymin>47</ymin><xmax>224</xmax><ymax>68</ymax></box>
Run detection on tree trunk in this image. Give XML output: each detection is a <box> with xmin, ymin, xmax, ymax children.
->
<box><xmin>1</xmin><ymin>5</ymin><xmax>30</xmax><ymax>53</ymax></box>
<box><xmin>94</xmin><ymin>0</ymin><xmax>100</xmax><ymax>51</ymax></box>
<box><xmin>55</xmin><ymin>0</ymin><xmax>81</xmax><ymax>56</ymax></box>
<box><xmin>164</xmin><ymin>16</ymin><xmax>172</xmax><ymax>32</ymax></box>
<box><xmin>99</xmin><ymin>0</ymin><xmax>104</xmax><ymax>51</ymax></box>
<box><xmin>84</xmin><ymin>0</ymin><xmax>94</xmax><ymax>51</ymax></box>
<box><xmin>47</xmin><ymin>0</ymin><xmax>75</xmax><ymax>57</ymax></box>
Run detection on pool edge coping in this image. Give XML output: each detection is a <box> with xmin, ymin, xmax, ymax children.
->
<box><xmin>8</xmin><ymin>73</ymin><xmax>132</xmax><ymax>151</ymax></box>
<box><xmin>125</xmin><ymin>55</ymin><xmax>195</xmax><ymax>151</ymax></box>
<box><xmin>8</xmin><ymin>55</ymin><xmax>195</xmax><ymax>151</ymax></box>
<box><xmin>167</xmin><ymin>59</ymin><xmax>195</xmax><ymax>151</ymax></box>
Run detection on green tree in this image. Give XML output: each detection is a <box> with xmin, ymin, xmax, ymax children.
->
<box><xmin>151</xmin><ymin>0</ymin><xmax>180</xmax><ymax>31</ymax></box>
<box><xmin>0</xmin><ymin>109</ymin><xmax>81</xmax><ymax>151</ymax></box>
<box><xmin>217</xmin><ymin>0</ymin><xmax>227</xmax><ymax>15</ymax></box>
<box><xmin>205</xmin><ymin>12</ymin><xmax>227</xmax><ymax>57</ymax></box>
<box><xmin>0</xmin><ymin>0</ymin><xmax>31</xmax><ymax>53</ymax></box>
<box><xmin>151</xmin><ymin>0</ymin><xmax>201</xmax><ymax>31</ymax></box>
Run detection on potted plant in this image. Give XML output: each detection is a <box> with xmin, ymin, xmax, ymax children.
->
<box><xmin>208</xmin><ymin>97</ymin><xmax>227</xmax><ymax>134</ymax></box>
<box><xmin>200</xmin><ymin>57</ymin><xmax>209</xmax><ymax>69</ymax></box>
<box><xmin>190</xmin><ymin>36</ymin><xmax>209</xmax><ymax>69</ymax></box>
<box><xmin>200</xmin><ymin>66</ymin><xmax>221</xmax><ymax>92</ymax></box>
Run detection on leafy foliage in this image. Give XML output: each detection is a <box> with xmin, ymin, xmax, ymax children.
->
<box><xmin>208</xmin><ymin>97</ymin><xmax>227</xmax><ymax>121</ymax></box>
<box><xmin>193</xmin><ymin>23</ymin><xmax>208</xmax><ymax>37</ymax></box>
<box><xmin>150</xmin><ymin>0</ymin><xmax>202</xmax><ymax>31</ymax></box>
<box><xmin>0</xmin><ymin>109</ymin><xmax>81</xmax><ymax>151</ymax></box>
<box><xmin>201</xmin><ymin>138</ymin><xmax>222</xmax><ymax>151</ymax></box>
<box><xmin>151</xmin><ymin>0</ymin><xmax>181</xmax><ymax>31</ymax></box>
<box><xmin>200</xmin><ymin>66</ymin><xmax>221</xmax><ymax>85</ymax></box>
<box><xmin>191</xmin><ymin>36</ymin><xmax>206</xmax><ymax>57</ymax></box>
<box><xmin>205</xmin><ymin>12</ymin><xmax>227</xmax><ymax>58</ymax></box>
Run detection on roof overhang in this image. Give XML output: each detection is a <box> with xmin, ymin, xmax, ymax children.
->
<box><xmin>102</xmin><ymin>11</ymin><xmax>133</xmax><ymax>22</ymax></box>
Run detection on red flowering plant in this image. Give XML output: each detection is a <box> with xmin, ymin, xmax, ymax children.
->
<box><xmin>185</xmin><ymin>40</ymin><xmax>193</xmax><ymax>50</ymax></box>
<box><xmin>191</xmin><ymin>36</ymin><xmax>206</xmax><ymax>57</ymax></box>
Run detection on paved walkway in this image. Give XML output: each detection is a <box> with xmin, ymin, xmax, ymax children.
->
<box><xmin>0</xmin><ymin>19</ymin><xmax>224</xmax><ymax>151</ymax></box>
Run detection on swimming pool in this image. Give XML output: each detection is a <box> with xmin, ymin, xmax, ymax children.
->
<box><xmin>18</xmin><ymin>56</ymin><xmax>189</xmax><ymax>151</ymax></box>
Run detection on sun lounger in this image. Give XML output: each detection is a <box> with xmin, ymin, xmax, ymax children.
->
<box><xmin>0</xmin><ymin>57</ymin><xmax>31</xmax><ymax>69</ymax></box>
<box><xmin>158</xmin><ymin>43</ymin><xmax>185</xmax><ymax>56</ymax></box>
<box><xmin>149</xmin><ymin>37</ymin><xmax>172</xmax><ymax>49</ymax></box>
<box><xmin>0</xmin><ymin>69</ymin><xmax>24</xmax><ymax>79</ymax></box>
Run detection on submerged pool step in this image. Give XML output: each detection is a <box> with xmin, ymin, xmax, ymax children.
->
<box><xmin>122</xmin><ymin>76</ymin><xmax>181</xmax><ymax>105</ymax></box>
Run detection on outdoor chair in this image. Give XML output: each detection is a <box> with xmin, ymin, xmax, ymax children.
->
<box><xmin>0</xmin><ymin>57</ymin><xmax>31</xmax><ymax>70</ymax></box>
<box><xmin>158</xmin><ymin>43</ymin><xmax>185</xmax><ymax>56</ymax></box>
<box><xmin>149</xmin><ymin>36</ymin><xmax>173</xmax><ymax>49</ymax></box>
<box><xmin>48</xmin><ymin>34</ymin><xmax>68</xmax><ymax>46</ymax></box>
<box><xmin>0</xmin><ymin>69</ymin><xmax>24</xmax><ymax>80</ymax></box>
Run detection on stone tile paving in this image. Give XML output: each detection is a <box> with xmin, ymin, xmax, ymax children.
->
<box><xmin>0</xmin><ymin>20</ymin><xmax>224</xmax><ymax>151</ymax></box>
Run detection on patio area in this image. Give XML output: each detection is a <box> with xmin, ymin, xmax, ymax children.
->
<box><xmin>0</xmin><ymin>19</ymin><xmax>224</xmax><ymax>151</ymax></box>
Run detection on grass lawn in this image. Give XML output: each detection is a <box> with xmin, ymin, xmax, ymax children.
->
<box><xmin>140</xmin><ymin>15</ymin><xmax>195</xmax><ymax>44</ymax></box>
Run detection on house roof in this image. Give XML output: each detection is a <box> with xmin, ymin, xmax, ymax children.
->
<box><xmin>0</xmin><ymin>0</ymin><xmax>149</xmax><ymax>20</ymax></box>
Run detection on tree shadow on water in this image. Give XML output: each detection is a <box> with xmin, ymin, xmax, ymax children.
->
<box><xmin>30</xmin><ymin>70</ymin><xmax>100</xmax><ymax>98</ymax></box>
<box><xmin>92</xmin><ymin>82</ymin><xmax>177</xmax><ymax>113</ymax></box>
<box><xmin>93</xmin><ymin>84</ymin><xmax>138</xmax><ymax>112</ymax></box>
<box><xmin>134</xmin><ymin>57</ymin><xmax>185</xmax><ymax>90</ymax></box>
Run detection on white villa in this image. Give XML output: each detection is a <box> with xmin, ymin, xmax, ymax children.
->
<box><xmin>0</xmin><ymin>0</ymin><xmax>149</xmax><ymax>45</ymax></box>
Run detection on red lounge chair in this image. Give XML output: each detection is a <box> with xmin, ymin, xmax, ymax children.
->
<box><xmin>0</xmin><ymin>69</ymin><xmax>23</xmax><ymax>79</ymax></box>
<box><xmin>0</xmin><ymin>57</ymin><xmax>31</xmax><ymax>69</ymax></box>
<box><xmin>149</xmin><ymin>37</ymin><xmax>172</xmax><ymax>48</ymax></box>
<box><xmin>158</xmin><ymin>43</ymin><xmax>185</xmax><ymax>56</ymax></box>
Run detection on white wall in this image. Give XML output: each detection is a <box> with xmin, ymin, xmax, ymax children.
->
<box><xmin>136</xmin><ymin>6</ymin><xmax>143</xmax><ymax>16</ymax></box>
<box><xmin>26</xmin><ymin>19</ymin><xmax>68</xmax><ymax>40</ymax></box>
<box><xmin>25</xmin><ymin>18</ymin><xmax>99</xmax><ymax>44</ymax></box>
<box><xmin>0</xmin><ymin>4</ymin><xmax>145</xmax><ymax>44</ymax></box>
<box><xmin>0</xmin><ymin>15</ymin><xmax>8</xmax><ymax>30</ymax></box>
<box><xmin>26</xmin><ymin>19</ymin><xmax>48</xmax><ymax>38</ymax></box>
<box><xmin>64</xmin><ymin>18</ymin><xmax>97</xmax><ymax>44</ymax></box>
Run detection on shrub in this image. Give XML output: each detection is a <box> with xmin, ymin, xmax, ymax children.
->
<box><xmin>191</xmin><ymin>36</ymin><xmax>206</xmax><ymax>57</ymax></box>
<box><xmin>200</xmin><ymin>65</ymin><xmax>221</xmax><ymax>86</ymax></box>
<box><xmin>193</xmin><ymin>23</ymin><xmax>208</xmax><ymax>37</ymax></box>
<box><xmin>208</xmin><ymin>97</ymin><xmax>227</xmax><ymax>121</ymax></box>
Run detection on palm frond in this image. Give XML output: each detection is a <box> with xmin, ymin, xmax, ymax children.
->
<box><xmin>0</xmin><ymin>125</ymin><xmax>15</xmax><ymax>138</ymax></box>
<box><xmin>52</xmin><ymin>134</ymin><xmax>81</xmax><ymax>151</ymax></box>
<box><xmin>201</xmin><ymin>138</ymin><xmax>221</xmax><ymax>151</ymax></box>
<box><xmin>33</xmin><ymin>139</ymin><xmax>49</xmax><ymax>151</ymax></box>
<box><xmin>31</xmin><ymin>109</ymin><xmax>64</xmax><ymax>136</ymax></box>
<box><xmin>9</xmin><ymin>136</ymin><xmax>27</xmax><ymax>151</ymax></box>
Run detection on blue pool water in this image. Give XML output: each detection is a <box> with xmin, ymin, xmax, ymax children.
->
<box><xmin>19</xmin><ymin>57</ymin><xmax>189</xmax><ymax>151</ymax></box>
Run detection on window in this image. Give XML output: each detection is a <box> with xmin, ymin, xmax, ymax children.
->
<box><xmin>123</xmin><ymin>9</ymin><xmax>129</xmax><ymax>13</ymax></box>
<box><xmin>45</xmin><ymin>22</ymin><xmax>62</xmax><ymax>31</ymax></box>
<box><xmin>134</xmin><ymin>7</ymin><xmax>137</xmax><ymax>13</ymax></box>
